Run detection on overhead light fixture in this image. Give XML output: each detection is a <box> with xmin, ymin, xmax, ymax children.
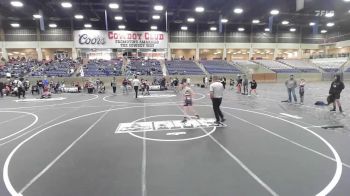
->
<box><xmin>154</xmin><ymin>5</ymin><xmax>163</xmax><ymax>11</ymax></box>
<box><xmin>61</xmin><ymin>2</ymin><xmax>72</xmax><ymax>8</ymax></box>
<box><xmin>74</xmin><ymin>14</ymin><xmax>84</xmax><ymax>19</ymax></box>
<box><xmin>118</xmin><ymin>25</ymin><xmax>126</xmax><ymax>29</ymax></box>
<box><xmin>114</xmin><ymin>16</ymin><xmax>123</xmax><ymax>21</ymax></box>
<box><xmin>49</xmin><ymin>23</ymin><xmax>57</xmax><ymax>28</ymax></box>
<box><xmin>321</xmin><ymin>29</ymin><xmax>327</xmax><ymax>34</ymax></box>
<box><xmin>10</xmin><ymin>1</ymin><xmax>23</xmax><ymax>7</ymax></box>
<box><xmin>187</xmin><ymin>17</ymin><xmax>195</xmax><ymax>22</ymax></box>
<box><xmin>195</xmin><ymin>6</ymin><xmax>205</xmax><ymax>12</ymax></box>
<box><xmin>290</xmin><ymin>28</ymin><xmax>296</xmax><ymax>32</ymax></box>
<box><xmin>233</xmin><ymin>8</ymin><xmax>243</xmax><ymax>14</ymax></box>
<box><xmin>252</xmin><ymin>19</ymin><xmax>260</xmax><ymax>24</ymax></box>
<box><xmin>210</xmin><ymin>26</ymin><xmax>217</xmax><ymax>31</ymax></box>
<box><xmin>265</xmin><ymin>28</ymin><xmax>270</xmax><ymax>32</ymax></box>
<box><xmin>326</xmin><ymin>22</ymin><xmax>335</xmax><ymax>27</ymax></box>
<box><xmin>281</xmin><ymin>20</ymin><xmax>289</xmax><ymax>25</ymax></box>
<box><xmin>150</xmin><ymin>26</ymin><xmax>157</xmax><ymax>30</ymax></box>
<box><xmin>270</xmin><ymin>9</ymin><xmax>279</xmax><ymax>15</ymax></box>
<box><xmin>309</xmin><ymin>22</ymin><xmax>316</xmax><ymax>26</ymax></box>
<box><xmin>152</xmin><ymin>15</ymin><xmax>160</xmax><ymax>20</ymax></box>
<box><xmin>33</xmin><ymin>14</ymin><xmax>42</xmax><ymax>19</ymax></box>
<box><xmin>325</xmin><ymin>12</ymin><xmax>334</xmax><ymax>18</ymax></box>
<box><xmin>181</xmin><ymin>26</ymin><xmax>188</xmax><ymax>30</ymax></box>
<box><xmin>344</xmin><ymin>0</ymin><xmax>350</xmax><ymax>2</ymax></box>
<box><xmin>221</xmin><ymin>18</ymin><xmax>228</xmax><ymax>23</ymax></box>
<box><xmin>84</xmin><ymin>24</ymin><xmax>92</xmax><ymax>28</ymax></box>
<box><xmin>108</xmin><ymin>3</ymin><xmax>119</xmax><ymax>9</ymax></box>
<box><xmin>238</xmin><ymin>27</ymin><xmax>245</xmax><ymax>32</ymax></box>
<box><xmin>11</xmin><ymin>23</ymin><xmax>20</xmax><ymax>27</ymax></box>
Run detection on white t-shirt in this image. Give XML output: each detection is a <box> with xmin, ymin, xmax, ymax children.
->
<box><xmin>210</xmin><ymin>82</ymin><xmax>224</xmax><ymax>98</ymax></box>
<box><xmin>132</xmin><ymin>79</ymin><xmax>141</xmax><ymax>87</ymax></box>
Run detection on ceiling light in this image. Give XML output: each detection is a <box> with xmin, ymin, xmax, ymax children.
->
<box><xmin>74</xmin><ymin>14</ymin><xmax>84</xmax><ymax>19</ymax></box>
<box><xmin>321</xmin><ymin>30</ymin><xmax>327</xmax><ymax>34</ymax></box>
<box><xmin>49</xmin><ymin>23</ymin><xmax>57</xmax><ymax>28</ymax></box>
<box><xmin>11</xmin><ymin>1</ymin><xmax>23</xmax><ymax>7</ymax></box>
<box><xmin>270</xmin><ymin>9</ymin><xmax>279</xmax><ymax>15</ymax></box>
<box><xmin>233</xmin><ymin>8</ymin><xmax>243</xmax><ymax>14</ymax></box>
<box><xmin>154</xmin><ymin>5</ymin><xmax>163</xmax><ymax>11</ymax></box>
<box><xmin>108</xmin><ymin>3</ymin><xmax>119</xmax><ymax>9</ymax></box>
<box><xmin>252</xmin><ymin>19</ymin><xmax>260</xmax><ymax>24</ymax></box>
<box><xmin>326</xmin><ymin>22</ymin><xmax>335</xmax><ymax>27</ymax></box>
<box><xmin>265</xmin><ymin>28</ymin><xmax>270</xmax><ymax>32</ymax></box>
<box><xmin>309</xmin><ymin>22</ymin><xmax>316</xmax><ymax>26</ymax></box>
<box><xmin>210</xmin><ymin>27</ymin><xmax>217</xmax><ymax>31</ymax></box>
<box><xmin>290</xmin><ymin>28</ymin><xmax>296</xmax><ymax>32</ymax></box>
<box><xmin>221</xmin><ymin>18</ymin><xmax>228</xmax><ymax>23</ymax></box>
<box><xmin>33</xmin><ymin>14</ymin><xmax>42</xmax><ymax>19</ymax></box>
<box><xmin>150</xmin><ymin>26</ymin><xmax>157</xmax><ymax>30</ymax></box>
<box><xmin>282</xmin><ymin>20</ymin><xmax>289</xmax><ymax>25</ymax></box>
<box><xmin>181</xmin><ymin>26</ymin><xmax>188</xmax><ymax>30</ymax></box>
<box><xmin>195</xmin><ymin>6</ymin><xmax>205</xmax><ymax>12</ymax></box>
<box><xmin>114</xmin><ymin>16</ymin><xmax>123</xmax><ymax>21</ymax></box>
<box><xmin>11</xmin><ymin>23</ymin><xmax>20</xmax><ymax>27</ymax></box>
<box><xmin>325</xmin><ymin>12</ymin><xmax>334</xmax><ymax>18</ymax></box>
<box><xmin>344</xmin><ymin>0</ymin><xmax>350</xmax><ymax>2</ymax></box>
<box><xmin>238</xmin><ymin>27</ymin><xmax>245</xmax><ymax>32</ymax></box>
<box><xmin>118</xmin><ymin>25</ymin><xmax>126</xmax><ymax>29</ymax></box>
<box><xmin>84</xmin><ymin>24</ymin><xmax>92</xmax><ymax>28</ymax></box>
<box><xmin>152</xmin><ymin>15</ymin><xmax>160</xmax><ymax>20</ymax></box>
<box><xmin>187</xmin><ymin>17</ymin><xmax>195</xmax><ymax>22</ymax></box>
<box><xmin>61</xmin><ymin>2</ymin><xmax>72</xmax><ymax>8</ymax></box>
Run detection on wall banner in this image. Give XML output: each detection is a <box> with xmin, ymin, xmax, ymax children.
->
<box><xmin>74</xmin><ymin>30</ymin><xmax>168</xmax><ymax>49</ymax></box>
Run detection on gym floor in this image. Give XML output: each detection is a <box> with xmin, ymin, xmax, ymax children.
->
<box><xmin>0</xmin><ymin>82</ymin><xmax>349</xmax><ymax>196</ymax></box>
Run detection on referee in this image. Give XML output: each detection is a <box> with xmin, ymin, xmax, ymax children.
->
<box><xmin>210</xmin><ymin>76</ymin><xmax>225</xmax><ymax>125</ymax></box>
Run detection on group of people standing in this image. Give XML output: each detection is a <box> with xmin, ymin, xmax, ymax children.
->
<box><xmin>285</xmin><ymin>74</ymin><xmax>345</xmax><ymax>113</ymax></box>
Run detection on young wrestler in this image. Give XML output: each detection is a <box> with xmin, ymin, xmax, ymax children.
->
<box><xmin>181</xmin><ymin>82</ymin><xmax>200</xmax><ymax>123</ymax></box>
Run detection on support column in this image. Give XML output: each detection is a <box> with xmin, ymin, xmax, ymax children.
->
<box><xmin>167</xmin><ymin>46</ymin><xmax>171</xmax><ymax>60</ymax></box>
<box><xmin>273</xmin><ymin>44</ymin><xmax>278</xmax><ymax>60</ymax></box>
<box><xmin>72</xmin><ymin>47</ymin><xmax>78</xmax><ymax>59</ymax></box>
<box><xmin>249</xmin><ymin>44</ymin><xmax>253</xmax><ymax>60</ymax></box>
<box><xmin>1</xmin><ymin>47</ymin><xmax>8</xmax><ymax>61</ymax></box>
<box><xmin>37</xmin><ymin>48</ymin><xmax>43</xmax><ymax>61</ymax></box>
<box><xmin>223</xmin><ymin>45</ymin><xmax>227</xmax><ymax>60</ymax></box>
<box><xmin>195</xmin><ymin>44</ymin><xmax>199</xmax><ymax>61</ymax></box>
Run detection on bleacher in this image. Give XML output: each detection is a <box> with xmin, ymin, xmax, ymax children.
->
<box><xmin>166</xmin><ymin>60</ymin><xmax>204</xmax><ymax>75</ymax></box>
<box><xmin>0</xmin><ymin>60</ymin><xmax>39</xmax><ymax>78</ymax></box>
<box><xmin>311</xmin><ymin>58</ymin><xmax>348</xmax><ymax>72</ymax></box>
<box><xmin>31</xmin><ymin>59</ymin><xmax>78</xmax><ymax>77</ymax></box>
<box><xmin>254</xmin><ymin>60</ymin><xmax>298</xmax><ymax>73</ymax></box>
<box><xmin>82</xmin><ymin>59</ymin><xmax>123</xmax><ymax>77</ymax></box>
<box><xmin>200</xmin><ymin>60</ymin><xmax>241</xmax><ymax>74</ymax></box>
<box><xmin>127</xmin><ymin>59</ymin><xmax>162</xmax><ymax>76</ymax></box>
<box><xmin>279</xmin><ymin>59</ymin><xmax>319</xmax><ymax>73</ymax></box>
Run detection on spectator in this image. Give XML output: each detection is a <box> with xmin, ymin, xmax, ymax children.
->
<box><xmin>285</xmin><ymin>75</ymin><xmax>298</xmax><ymax>103</ymax></box>
<box><xmin>329</xmin><ymin>75</ymin><xmax>345</xmax><ymax>113</ymax></box>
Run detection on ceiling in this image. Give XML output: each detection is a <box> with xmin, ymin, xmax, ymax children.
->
<box><xmin>0</xmin><ymin>0</ymin><xmax>349</xmax><ymax>33</ymax></box>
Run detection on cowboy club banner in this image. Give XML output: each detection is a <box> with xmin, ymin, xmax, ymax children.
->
<box><xmin>74</xmin><ymin>30</ymin><xmax>168</xmax><ymax>49</ymax></box>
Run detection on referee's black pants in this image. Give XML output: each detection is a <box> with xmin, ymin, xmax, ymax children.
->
<box><xmin>134</xmin><ymin>86</ymin><xmax>139</xmax><ymax>98</ymax></box>
<box><xmin>212</xmin><ymin>98</ymin><xmax>224</xmax><ymax>122</ymax></box>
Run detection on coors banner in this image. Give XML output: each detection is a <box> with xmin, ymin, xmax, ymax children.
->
<box><xmin>74</xmin><ymin>30</ymin><xmax>168</xmax><ymax>49</ymax></box>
